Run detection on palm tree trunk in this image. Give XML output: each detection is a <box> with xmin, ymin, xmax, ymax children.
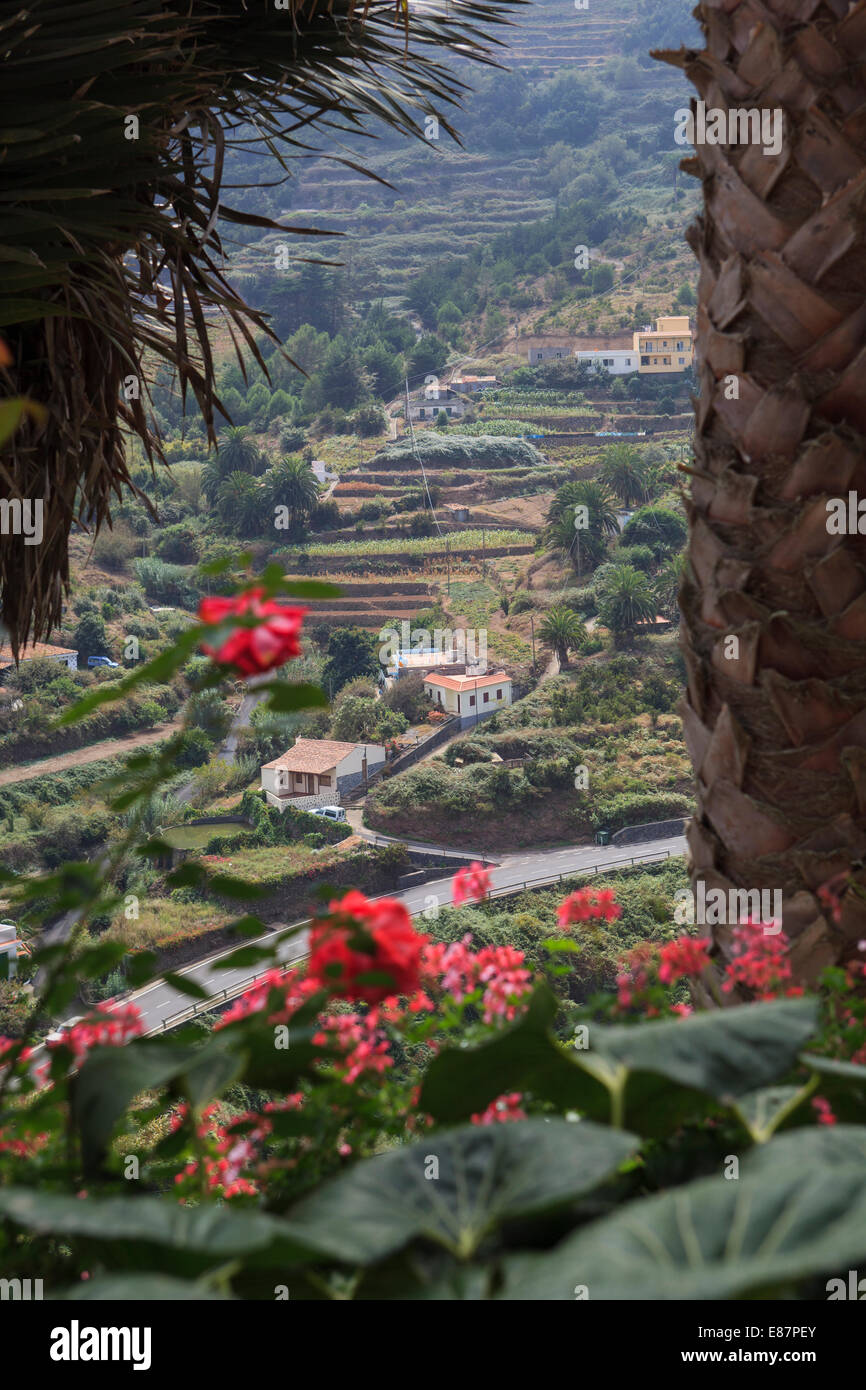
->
<box><xmin>659</xmin><ymin>0</ymin><xmax>866</xmax><ymax>990</ymax></box>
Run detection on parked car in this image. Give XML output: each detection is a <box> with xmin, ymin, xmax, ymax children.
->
<box><xmin>311</xmin><ymin>806</ymin><xmax>347</xmax><ymax>823</ymax></box>
<box><xmin>87</xmin><ymin>655</ymin><xmax>119</xmax><ymax>668</ymax></box>
<box><xmin>44</xmin><ymin>1014</ymin><xmax>85</xmax><ymax>1046</ymax></box>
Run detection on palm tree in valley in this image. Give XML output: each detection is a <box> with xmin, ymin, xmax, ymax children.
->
<box><xmin>597</xmin><ymin>565</ymin><xmax>657</xmax><ymax>648</ymax></box>
<box><xmin>0</xmin><ymin>0</ymin><xmax>519</xmax><ymax>652</ymax></box>
<box><xmin>652</xmin><ymin>554</ymin><xmax>685</xmax><ymax>623</ymax></box>
<box><xmin>547</xmin><ymin>479</ymin><xmax>619</xmax><ymax>577</ymax></box>
<box><xmin>215</xmin><ymin>472</ymin><xmax>264</xmax><ymax>534</ymax></box>
<box><xmin>265</xmin><ymin>455</ymin><xmax>321</xmax><ymax>538</ymax></box>
<box><xmin>598</xmin><ymin>443</ymin><xmax>649</xmax><ymax>509</ymax></box>
<box><xmin>659</xmin><ymin>0</ymin><xmax>866</xmax><ymax>985</ymax></box>
<box><xmin>202</xmin><ymin>427</ymin><xmax>264</xmax><ymax>503</ymax></box>
<box><xmin>539</xmin><ymin>607</ymin><xmax>587</xmax><ymax>670</ymax></box>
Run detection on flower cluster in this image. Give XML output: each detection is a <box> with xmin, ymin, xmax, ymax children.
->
<box><xmin>471</xmin><ymin>1092</ymin><xmax>526</xmax><ymax>1126</ymax></box>
<box><xmin>308</xmin><ymin>891</ymin><xmax>429</xmax><ymax>1005</ymax></box>
<box><xmin>557</xmin><ymin>887</ymin><xmax>621</xmax><ymax>930</ymax></box>
<box><xmin>421</xmin><ymin>934</ymin><xmax>532</xmax><ymax>1023</ymax></box>
<box><xmin>314</xmin><ymin>1008</ymin><xmax>395</xmax><ymax>1085</ymax></box>
<box><xmin>658</xmin><ymin>935</ymin><xmax>711</xmax><ymax>985</ymax></box>
<box><xmin>45</xmin><ymin>1002</ymin><xmax>144</xmax><ymax>1069</ymax></box>
<box><xmin>198</xmin><ymin>588</ymin><xmax>306</xmax><ymax>676</ymax></box>
<box><xmin>171</xmin><ymin>1103</ymin><xmax>272</xmax><ymax>1200</ymax></box>
<box><xmin>722</xmin><ymin>920</ymin><xmax>793</xmax><ymax>1000</ymax></box>
<box><xmin>452</xmin><ymin>862</ymin><xmax>492</xmax><ymax>906</ymax></box>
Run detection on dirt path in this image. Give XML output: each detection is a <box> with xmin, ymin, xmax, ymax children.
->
<box><xmin>0</xmin><ymin>720</ymin><xmax>182</xmax><ymax>786</ymax></box>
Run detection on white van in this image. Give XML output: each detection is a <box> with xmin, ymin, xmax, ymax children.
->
<box><xmin>311</xmin><ymin>806</ymin><xmax>347</xmax><ymax>823</ymax></box>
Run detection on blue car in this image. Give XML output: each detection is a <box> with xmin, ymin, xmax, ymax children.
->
<box><xmin>87</xmin><ymin>655</ymin><xmax>119</xmax><ymax>668</ymax></box>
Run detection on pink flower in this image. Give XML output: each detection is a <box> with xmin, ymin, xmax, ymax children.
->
<box><xmin>46</xmin><ymin>1002</ymin><xmax>144</xmax><ymax>1069</ymax></box>
<box><xmin>453</xmin><ymin>862</ymin><xmax>492</xmax><ymax>906</ymax></box>
<box><xmin>658</xmin><ymin>936</ymin><xmax>711</xmax><ymax>984</ymax></box>
<box><xmin>722</xmin><ymin>919</ymin><xmax>791</xmax><ymax>999</ymax></box>
<box><xmin>812</xmin><ymin>1096</ymin><xmax>837</xmax><ymax>1127</ymax></box>
<box><xmin>557</xmin><ymin>887</ymin><xmax>621</xmax><ymax>929</ymax></box>
<box><xmin>471</xmin><ymin>1092</ymin><xmax>526</xmax><ymax>1125</ymax></box>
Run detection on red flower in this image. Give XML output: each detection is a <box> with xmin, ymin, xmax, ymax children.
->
<box><xmin>471</xmin><ymin>1093</ymin><xmax>526</xmax><ymax>1126</ymax></box>
<box><xmin>453</xmin><ymin>862</ymin><xmax>492</xmax><ymax>906</ymax></box>
<box><xmin>812</xmin><ymin>1096</ymin><xmax>837</xmax><ymax>1127</ymax></box>
<box><xmin>557</xmin><ymin>887</ymin><xmax>621</xmax><ymax>929</ymax></box>
<box><xmin>308</xmin><ymin>890</ymin><xmax>429</xmax><ymax>1004</ymax></box>
<box><xmin>198</xmin><ymin>588</ymin><xmax>306</xmax><ymax>676</ymax></box>
<box><xmin>658</xmin><ymin>935</ymin><xmax>711</xmax><ymax>984</ymax></box>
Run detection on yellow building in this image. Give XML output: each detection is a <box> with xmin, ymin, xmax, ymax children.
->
<box><xmin>633</xmin><ymin>315</ymin><xmax>693</xmax><ymax>374</ymax></box>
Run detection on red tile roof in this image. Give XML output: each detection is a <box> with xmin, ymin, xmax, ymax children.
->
<box><xmin>0</xmin><ymin>641</ymin><xmax>76</xmax><ymax>664</ymax></box>
<box><xmin>423</xmin><ymin>671</ymin><xmax>510</xmax><ymax>693</ymax></box>
<box><xmin>262</xmin><ymin>738</ymin><xmax>363</xmax><ymax>774</ymax></box>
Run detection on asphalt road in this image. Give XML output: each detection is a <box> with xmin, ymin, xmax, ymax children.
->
<box><xmin>126</xmin><ymin>832</ymin><xmax>687</xmax><ymax>1035</ymax></box>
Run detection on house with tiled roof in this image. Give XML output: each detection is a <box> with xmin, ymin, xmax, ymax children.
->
<box><xmin>0</xmin><ymin>640</ymin><xmax>78</xmax><ymax>672</ymax></box>
<box><xmin>423</xmin><ymin>671</ymin><xmax>512</xmax><ymax>727</ymax></box>
<box><xmin>260</xmin><ymin>737</ymin><xmax>387</xmax><ymax>811</ymax></box>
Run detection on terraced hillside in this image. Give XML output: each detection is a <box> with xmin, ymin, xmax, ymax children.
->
<box><xmin>223</xmin><ymin>0</ymin><xmax>700</xmax><ymax>335</ymax></box>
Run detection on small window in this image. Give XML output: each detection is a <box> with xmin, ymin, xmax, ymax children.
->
<box><xmin>678</xmin><ymin>357</ymin><xmax>685</xmax><ymax>365</ymax></box>
<box><xmin>418</xmin><ymin>408</ymin><xmax>425</xmax><ymax>419</ymax></box>
<box><xmin>483</xmin><ymin>692</ymin><xmax>489</xmax><ymax>703</ymax></box>
<box><xmin>641</xmin><ymin>356</ymin><xmax>649</xmax><ymax>366</ymax></box>
<box><xmin>469</xmin><ymin>695</ymin><xmax>476</xmax><ymax>706</ymax></box>
<box><xmin>664</xmin><ymin>357</ymin><xmax>670</xmax><ymax>365</ymax></box>
<box><xmin>496</xmin><ymin>689</ymin><xmax>502</xmax><ymax>699</ymax></box>
<box><xmin>319</xmin><ymin>775</ymin><xmax>331</xmax><ymax>787</ymax></box>
<box><xmin>295</xmin><ymin>773</ymin><xmax>304</xmax><ymax>784</ymax></box>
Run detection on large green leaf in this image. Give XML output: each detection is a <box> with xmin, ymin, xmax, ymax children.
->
<box><xmin>58</xmin><ymin>1274</ymin><xmax>233</xmax><ymax>1300</ymax></box>
<box><xmin>731</xmin><ymin>1081</ymin><xmax>817</xmax><ymax>1143</ymax></box>
<box><xmin>499</xmin><ymin>1136</ymin><xmax>866</xmax><ymax>1299</ymax></box>
<box><xmin>421</xmin><ymin>987</ymin><xmax>819</xmax><ymax>1135</ymax></box>
<box><xmin>419</xmin><ymin>985</ymin><xmax>603</xmax><ymax>1122</ymax></box>
<box><xmin>288</xmin><ymin>1118</ymin><xmax>639</xmax><ymax>1264</ymax></box>
<box><xmin>71</xmin><ymin>1034</ymin><xmax>246</xmax><ymax>1172</ymax></box>
<box><xmin>743</xmin><ymin>1123</ymin><xmax>866</xmax><ymax>1175</ymax></box>
<box><xmin>0</xmin><ymin>1189</ymin><xmax>327</xmax><ymax>1271</ymax></box>
<box><xmin>798</xmin><ymin>1053</ymin><xmax>866</xmax><ymax>1123</ymax></box>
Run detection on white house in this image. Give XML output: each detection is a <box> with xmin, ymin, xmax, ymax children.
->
<box><xmin>407</xmin><ymin>387</ymin><xmax>468</xmax><ymax>423</ymax></box>
<box><xmin>0</xmin><ymin>923</ymin><xmax>27</xmax><ymax>979</ymax></box>
<box><xmin>423</xmin><ymin>671</ymin><xmax>512</xmax><ymax>727</ymax></box>
<box><xmin>260</xmin><ymin>737</ymin><xmax>387</xmax><ymax>812</ymax></box>
<box><xmin>0</xmin><ymin>640</ymin><xmax>78</xmax><ymax>673</ymax></box>
<box><xmin>575</xmin><ymin>350</ymin><xmax>637</xmax><ymax>376</ymax></box>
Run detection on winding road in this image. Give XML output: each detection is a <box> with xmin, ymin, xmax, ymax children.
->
<box><xmin>124</xmin><ymin>830</ymin><xmax>687</xmax><ymax>1035</ymax></box>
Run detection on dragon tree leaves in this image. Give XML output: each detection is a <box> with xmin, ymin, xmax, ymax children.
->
<box><xmin>421</xmin><ymin>986</ymin><xmax>819</xmax><ymax>1134</ymax></box>
<box><xmin>286</xmin><ymin>1118</ymin><xmax>639</xmax><ymax>1265</ymax></box>
<box><xmin>498</xmin><ymin>1140</ymin><xmax>866</xmax><ymax>1300</ymax></box>
<box><xmin>0</xmin><ymin>0</ymin><xmax>522</xmax><ymax>650</ymax></box>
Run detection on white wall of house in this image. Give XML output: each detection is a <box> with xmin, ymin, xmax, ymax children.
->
<box><xmin>261</xmin><ymin>744</ymin><xmax>386</xmax><ymax>811</ymax></box>
<box><xmin>576</xmin><ymin>350</ymin><xmax>636</xmax><ymax>376</ymax></box>
<box><xmin>424</xmin><ymin>679</ymin><xmax>513</xmax><ymax>719</ymax></box>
